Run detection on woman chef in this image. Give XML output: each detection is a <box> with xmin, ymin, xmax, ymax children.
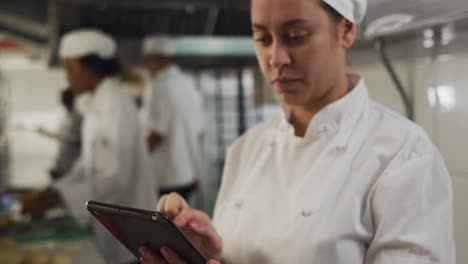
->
<box><xmin>141</xmin><ymin>0</ymin><xmax>455</xmax><ymax>263</ymax></box>
<box><xmin>22</xmin><ymin>29</ymin><xmax>158</xmax><ymax>264</ymax></box>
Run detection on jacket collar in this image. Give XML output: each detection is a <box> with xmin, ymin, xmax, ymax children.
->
<box><xmin>154</xmin><ymin>64</ymin><xmax>180</xmax><ymax>80</ymax></box>
<box><xmin>279</xmin><ymin>74</ymin><xmax>368</xmax><ymax>144</ymax></box>
<box><xmin>88</xmin><ymin>77</ymin><xmax>119</xmax><ymax>113</ymax></box>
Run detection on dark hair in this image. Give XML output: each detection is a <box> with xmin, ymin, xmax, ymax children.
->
<box><xmin>320</xmin><ymin>1</ymin><xmax>344</xmax><ymax>24</ymax></box>
<box><xmin>79</xmin><ymin>54</ymin><xmax>121</xmax><ymax>78</ymax></box>
<box><xmin>61</xmin><ymin>87</ymin><xmax>75</xmax><ymax>111</ymax></box>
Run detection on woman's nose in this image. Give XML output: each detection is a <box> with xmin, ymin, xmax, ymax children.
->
<box><xmin>269</xmin><ymin>43</ymin><xmax>292</xmax><ymax>68</ymax></box>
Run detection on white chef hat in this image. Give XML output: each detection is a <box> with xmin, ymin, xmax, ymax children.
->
<box><xmin>59</xmin><ymin>29</ymin><xmax>117</xmax><ymax>59</ymax></box>
<box><xmin>142</xmin><ymin>35</ymin><xmax>176</xmax><ymax>56</ymax></box>
<box><xmin>322</xmin><ymin>0</ymin><xmax>367</xmax><ymax>24</ymax></box>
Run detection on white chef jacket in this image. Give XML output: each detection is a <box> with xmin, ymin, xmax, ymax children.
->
<box><xmin>213</xmin><ymin>76</ymin><xmax>455</xmax><ymax>264</ymax></box>
<box><xmin>54</xmin><ymin>78</ymin><xmax>158</xmax><ymax>264</ymax></box>
<box><xmin>140</xmin><ymin>65</ymin><xmax>204</xmax><ymax>189</ymax></box>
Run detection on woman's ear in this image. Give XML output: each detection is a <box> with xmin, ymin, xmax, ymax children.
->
<box><xmin>338</xmin><ymin>19</ymin><xmax>357</xmax><ymax>49</ymax></box>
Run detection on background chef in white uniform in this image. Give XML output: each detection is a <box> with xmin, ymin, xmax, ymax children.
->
<box><xmin>140</xmin><ymin>35</ymin><xmax>204</xmax><ymax>201</ymax></box>
<box><xmin>139</xmin><ymin>0</ymin><xmax>456</xmax><ymax>263</ymax></box>
<box><xmin>21</xmin><ymin>29</ymin><xmax>158</xmax><ymax>264</ymax></box>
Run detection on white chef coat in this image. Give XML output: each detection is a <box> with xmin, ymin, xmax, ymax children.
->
<box><xmin>54</xmin><ymin>78</ymin><xmax>158</xmax><ymax>264</ymax></box>
<box><xmin>213</xmin><ymin>76</ymin><xmax>455</xmax><ymax>264</ymax></box>
<box><xmin>140</xmin><ymin>65</ymin><xmax>204</xmax><ymax>189</ymax></box>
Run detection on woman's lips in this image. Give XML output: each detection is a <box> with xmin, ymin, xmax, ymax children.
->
<box><xmin>272</xmin><ymin>78</ymin><xmax>301</xmax><ymax>92</ymax></box>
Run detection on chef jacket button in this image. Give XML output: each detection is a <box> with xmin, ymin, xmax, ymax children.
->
<box><xmin>101</xmin><ymin>138</ymin><xmax>109</xmax><ymax>147</ymax></box>
<box><xmin>406</xmin><ymin>151</ymin><xmax>418</xmax><ymax>160</ymax></box>
<box><xmin>336</xmin><ymin>145</ymin><xmax>347</xmax><ymax>153</ymax></box>
<box><xmin>301</xmin><ymin>210</ymin><xmax>312</xmax><ymax>217</ymax></box>
<box><xmin>235</xmin><ymin>201</ymin><xmax>244</xmax><ymax>209</ymax></box>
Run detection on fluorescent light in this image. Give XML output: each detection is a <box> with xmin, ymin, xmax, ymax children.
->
<box><xmin>441</xmin><ymin>24</ymin><xmax>456</xmax><ymax>46</ymax></box>
<box><xmin>365</xmin><ymin>14</ymin><xmax>414</xmax><ymax>38</ymax></box>
<box><xmin>427</xmin><ymin>85</ymin><xmax>457</xmax><ymax>112</ymax></box>
<box><xmin>427</xmin><ymin>87</ymin><xmax>437</xmax><ymax>108</ymax></box>
<box><xmin>423</xmin><ymin>38</ymin><xmax>434</xmax><ymax>49</ymax></box>
<box><xmin>437</xmin><ymin>85</ymin><xmax>456</xmax><ymax>112</ymax></box>
<box><xmin>422</xmin><ymin>28</ymin><xmax>434</xmax><ymax>49</ymax></box>
<box><xmin>424</xmin><ymin>29</ymin><xmax>434</xmax><ymax>39</ymax></box>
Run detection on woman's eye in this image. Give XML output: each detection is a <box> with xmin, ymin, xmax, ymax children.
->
<box><xmin>286</xmin><ymin>32</ymin><xmax>309</xmax><ymax>42</ymax></box>
<box><xmin>285</xmin><ymin>28</ymin><xmax>309</xmax><ymax>43</ymax></box>
<box><xmin>288</xmin><ymin>35</ymin><xmax>305</xmax><ymax>41</ymax></box>
<box><xmin>255</xmin><ymin>36</ymin><xmax>271</xmax><ymax>45</ymax></box>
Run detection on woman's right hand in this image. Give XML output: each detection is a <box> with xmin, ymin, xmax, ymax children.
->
<box><xmin>139</xmin><ymin>247</ymin><xmax>221</xmax><ymax>264</ymax></box>
<box><xmin>140</xmin><ymin>192</ymin><xmax>223</xmax><ymax>263</ymax></box>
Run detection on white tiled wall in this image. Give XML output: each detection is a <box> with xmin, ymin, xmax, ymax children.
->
<box><xmin>416</xmin><ymin>54</ymin><xmax>468</xmax><ymax>263</ymax></box>
<box><xmin>351</xmin><ymin>48</ymin><xmax>468</xmax><ymax>263</ymax></box>
<box><xmin>424</xmin><ymin>56</ymin><xmax>468</xmax><ymax>175</ymax></box>
<box><xmin>453</xmin><ymin>174</ymin><xmax>468</xmax><ymax>263</ymax></box>
<box><xmin>351</xmin><ymin>61</ymin><xmax>407</xmax><ymax>116</ymax></box>
<box><xmin>2</xmin><ymin>67</ymin><xmax>65</xmax><ymax>188</ymax></box>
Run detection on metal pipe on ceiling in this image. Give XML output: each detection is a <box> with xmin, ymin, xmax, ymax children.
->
<box><xmin>204</xmin><ymin>8</ymin><xmax>219</xmax><ymax>35</ymax></box>
<box><xmin>376</xmin><ymin>38</ymin><xmax>414</xmax><ymax>121</ymax></box>
<box><xmin>0</xmin><ymin>12</ymin><xmax>49</xmax><ymax>39</ymax></box>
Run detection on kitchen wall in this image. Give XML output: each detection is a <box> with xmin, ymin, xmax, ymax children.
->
<box><xmin>0</xmin><ymin>55</ymin><xmax>65</xmax><ymax>188</ymax></box>
<box><xmin>350</xmin><ymin>30</ymin><xmax>468</xmax><ymax>263</ymax></box>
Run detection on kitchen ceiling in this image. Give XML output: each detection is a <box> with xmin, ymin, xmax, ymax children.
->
<box><xmin>1</xmin><ymin>0</ymin><xmax>468</xmax><ymax>39</ymax></box>
<box><xmin>365</xmin><ymin>0</ymin><xmax>468</xmax><ymax>38</ymax></box>
<box><xmin>1</xmin><ymin>0</ymin><xmax>468</xmax><ymax>62</ymax></box>
<box><xmin>1</xmin><ymin>0</ymin><xmax>467</xmax><ymax>39</ymax></box>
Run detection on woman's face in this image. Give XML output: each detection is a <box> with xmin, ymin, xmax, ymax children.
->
<box><xmin>62</xmin><ymin>58</ymin><xmax>93</xmax><ymax>95</ymax></box>
<box><xmin>251</xmin><ymin>0</ymin><xmax>354</xmax><ymax>110</ymax></box>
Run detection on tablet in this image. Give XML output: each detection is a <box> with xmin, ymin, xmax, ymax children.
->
<box><xmin>86</xmin><ymin>200</ymin><xmax>207</xmax><ymax>264</ymax></box>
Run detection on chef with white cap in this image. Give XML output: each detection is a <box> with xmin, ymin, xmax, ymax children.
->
<box><xmin>22</xmin><ymin>29</ymin><xmax>158</xmax><ymax>264</ymax></box>
<box><xmin>140</xmin><ymin>0</ymin><xmax>455</xmax><ymax>263</ymax></box>
<box><xmin>140</xmin><ymin>35</ymin><xmax>204</xmax><ymax>202</ymax></box>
